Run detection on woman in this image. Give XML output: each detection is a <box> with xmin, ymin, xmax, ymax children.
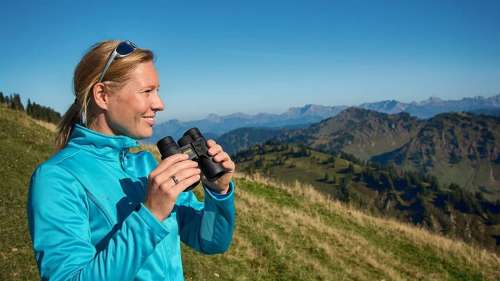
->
<box><xmin>27</xmin><ymin>40</ymin><xmax>236</xmax><ymax>281</ymax></box>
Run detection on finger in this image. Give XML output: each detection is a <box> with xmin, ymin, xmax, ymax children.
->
<box><xmin>159</xmin><ymin>167</ymin><xmax>201</xmax><ymax>190</ymax></box>
<box><xmin>151</xmin><ymin>160</ymin><xmax>198</xmax><ymax>187</ymax></box>
<box><xmin>206</xmin><ymin>139</ymin><xmax>216</xmax><ymax>147</ymax></box>
<box><xmin>151</xmin><ymin>153</ymin><xmax>189</xmax><ymax>177</ymax></box>
<box><xmin>161</xmin><ymin>160</ymin><xmax>199</xmax><ymax>178</ymax></box>
<box><xmin>221</xmin><ymin>160</ymin><xmax>235</xmax><ymax>172</ymax></box>
<box><xmin>175</xmin><ymin>167</ymin><xmax>202</xmax><ymax>183</ymax></box>
<box><xmin>208</xmin><ymin>144</ymin><xmax>223</xmax><ymax>156</ymax></box>
<box><xmin>171</xmin><ymin>173</ymin><xmax>202</xmax><ymax>195</ymax></box>
<box><xmin>154</xmin><ymin>166</ymin><xmax>199</xmax><ymax>191</ymax></box>
<box><xmin>213</xmin><ymin>151</ymin><xmax>230</xmax><ymax>162</ymax></box>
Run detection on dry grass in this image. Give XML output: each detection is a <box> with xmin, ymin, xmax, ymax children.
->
<box><xmin>232</xmin><ymin>172</ymin><xmax>500</xmax><ymax>280</ymax></box>
<box><xmin>33</xmin><ymin>119</ymin><xmax>57</xmax><ymax>132</ymax></box>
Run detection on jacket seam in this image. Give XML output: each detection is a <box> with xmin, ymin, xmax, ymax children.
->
<box><xmin>48</xmin><ymin>148</ymin><xmax>82</xmax><ymax>165</ymax></box>
<box><xmin>66</xmin><ymin>144</ymin><xmax>124</xmax><ymax>162</ymax></box>
<box><xmin>56</xmin><ymin>164</ymin><xmax>115</xmax><ymax>228</ymax></box>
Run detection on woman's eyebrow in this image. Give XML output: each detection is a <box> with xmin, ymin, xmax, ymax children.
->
<box><xmin>140</xmin><ymin>84</ymin><xmax>160</xmax><ymax>89</ymax></box>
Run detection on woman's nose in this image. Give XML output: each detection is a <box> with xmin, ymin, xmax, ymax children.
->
<box><xmin>151</xmin><ymin>91</ymin><xmax>164</xmax><ymax>111</ymax></box>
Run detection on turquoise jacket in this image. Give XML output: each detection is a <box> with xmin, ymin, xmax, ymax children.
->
<box><xmin>27</xmin><ymin>124</ymin><xmax>235</xmax><ymax>281</ymax></box>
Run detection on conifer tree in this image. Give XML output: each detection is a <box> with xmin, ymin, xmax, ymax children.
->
<box><xmin>10</xmin><ymin>93</ymin><xmax>24</xmax><ymax>111</ymax></box>
<box><xmin>27</xmin><ymin>98</ymin><xmax>32</xmax><ymax>115</ymax></box>
<box><xmin>323</xmin><ymin>173</ymin><xmax>329</xmax><ymax>182</ymax></box>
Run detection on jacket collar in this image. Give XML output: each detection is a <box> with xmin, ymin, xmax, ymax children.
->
<box><xmin>67</xmin><ymin>123</ymin><xmax>140</xmax><ymax>161</ymax></box>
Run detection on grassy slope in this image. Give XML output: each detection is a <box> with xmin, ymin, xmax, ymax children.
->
<box><xmin>234</xmin><ymin>147</ymin><xmax>369</xmax><ymax>202</ymax></box>
<box><xmin>1</xmin><ymin>105</ymin><xmax>500</xmax><ymax>280</ymax></box>
<box><xmin>0</xmin><ymin>105</ymin><xmax>56</xmax><ymax>280</ymax></box>
<box><xmin>235</xmin><ymin>145</ymin><xmax>500</xmax><ymax>252</ymax></box>
<box><xmin>181</xmin><ymin>175</ymin><xmax>500</xmax><ymax>281</ymax></box>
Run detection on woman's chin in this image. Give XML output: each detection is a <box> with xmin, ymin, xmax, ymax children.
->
<box><xmin>132</xmin><ymin>127</ymin><xmax>153</xmax><ymax>140</ymax></box>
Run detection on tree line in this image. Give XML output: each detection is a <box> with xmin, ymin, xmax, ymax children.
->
<box><xmin>0</xmin><ymin>91</ymin><xmax>61</xmax><ymax>124</ymax></box>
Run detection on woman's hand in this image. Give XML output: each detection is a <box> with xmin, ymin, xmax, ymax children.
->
<box><xmin>202</xmin><ymin>139</ymin><xmax>236</xmax><ymax>194</ymax></box>
<box><xmin>145</xmin><ymin>154</ymin><xmax>201</xmax><ymax>221</ymax></box>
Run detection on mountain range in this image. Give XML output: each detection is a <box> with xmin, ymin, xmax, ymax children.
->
<box><xmin>276</xmin><ymin>108</ymin><xmax>423</xmax><ymax>161</ymax></box>
<box><xmin>360</xmin><ymin>95</ymin><xmax>500</xmax><ymax>118</ymax></box>
<box><xmin>147</xmin><ymin>104</ymin><xmax>347</xmax><ymax>143</ymax></box>
<box><xmin>146</xmin><ymin>94</ymin><xmax>500</xmax><ymax>143</ymax></box>
<box><xmin>219</xmin><ymin>107</ymin><xmax>500</xmax><ymax>203</ymax></box>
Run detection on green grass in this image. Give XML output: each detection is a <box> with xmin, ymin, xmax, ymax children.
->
<box><xmin>0</xmin><ymin>105</ymin><xmax>55</xmax><ymax>280</ymax></box>
<box><xmin>181</xmin><ymin>176</ymin><xmax>500</xmax><ymax>280</ymax></box>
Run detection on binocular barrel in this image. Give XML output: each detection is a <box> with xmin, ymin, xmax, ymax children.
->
<box><xmin>156</xmin><ymin>128</ymin><xmax>227</xmax><ymax>191</ymax></box>
<box><xmin>156</xmin><ymin>136</ymin><xmax>179</xmax><ymax>158</ymax></box>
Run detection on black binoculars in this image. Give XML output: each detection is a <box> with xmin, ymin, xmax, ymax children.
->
<box><xmin>156</xmin><ymin>127</ymin><xmax>226</xmax><ymax>191</ymax></box>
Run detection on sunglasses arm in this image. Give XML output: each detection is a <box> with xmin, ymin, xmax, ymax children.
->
<box><xmin>98</xmin><ymin>50</ymin><xmax>118</xmax><ymax>82</ymax></box>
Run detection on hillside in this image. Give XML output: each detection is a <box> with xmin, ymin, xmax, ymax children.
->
<box><xmin>281</xmin><ymin>107</ymin><xmax>423</xmax><ymax>161</ymax></box>
<box><xmin>1</xmin><ymin>104</ymin><xmax>500</xmax><ymax>280</ymax></box>
<box><xmin>221</xmin><ymin>107</ymin><xmax>423</xmax><ymax>161</ymax></box>
<box><xmin>373</xmin><ymin>112</ymin><xmax>500</xmax><ymax>201</ymax></box>
<box><xmin>0</xmin><ymin>104</ymin><xmax>57</xmax><ymax>279</ymax></box>
<box><xmin>233</xmin><ymin>142</ymin><xmax>500</xmax><ymax>253</ymax></box>
<box><xmin>182</xmin><ymin>174</ymin><xmax>500</xmax><ymax>281</ymax></box>
<box><xmin>217</xmin><ymin>127</ymin><xmax>287</xmax><ymax>155</ymax></box>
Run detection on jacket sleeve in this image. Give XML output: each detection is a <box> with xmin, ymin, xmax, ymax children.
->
<box><xmin>27</xmin><ymin>164</ymin><xmax>170</xmax><ymax>281</ymax></box>
<box><xmin>175</xmin><ymin>180</ymin><xmax>236</xmax><ymax>254</ymax></box>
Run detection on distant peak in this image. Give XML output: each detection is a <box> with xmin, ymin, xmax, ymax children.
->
<box><xmin>226</xmin><ymin>112</ymin><xmax>251</xmax><ymax>119</ymax></box>
<box><xmin>420</xmin><ymin>96</ymin><xmax>444</xmax><ymax>104</ymax></box>
<box><xmin>340</xmin><ymin>106</ymin><xmax>374</xmax><ymax>115</ymax></box>
<box><xmin>207</xmin><ymin>113</ymin><xmax>220</xmax><ymax>118</ymax></box>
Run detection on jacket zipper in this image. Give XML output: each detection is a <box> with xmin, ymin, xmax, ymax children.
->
<box><xmin>119</xmin><ymin>150</ymin><xmax>126</xmax><ymax>172</ymax></box>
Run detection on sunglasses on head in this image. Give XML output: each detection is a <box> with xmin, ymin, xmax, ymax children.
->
<box><xmin>98</xmin><ymin>40</ymin><xmax>137</xmax><ymax>83</ymax></box>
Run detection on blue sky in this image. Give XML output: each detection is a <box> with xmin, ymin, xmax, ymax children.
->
<box><xmin>1</xmin><ymin>0</ymin><xmax>499</xmax><ymax>121</ymax></box>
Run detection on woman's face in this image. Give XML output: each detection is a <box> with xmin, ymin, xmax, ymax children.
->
<box><xmin>105</xmin><ymin>61</ymin><xmax>164</xmax><ymax>139</ymax></box>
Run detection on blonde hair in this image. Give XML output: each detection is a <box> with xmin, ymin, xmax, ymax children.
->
<box><xmin>55</xmin><ymin>40</ymin><xmax>154</xmax><ymax>150</ymax></box>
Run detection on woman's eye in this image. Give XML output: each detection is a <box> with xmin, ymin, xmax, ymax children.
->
<box><xmin>141</xmin><ymin>88</ymin><xmax>160</xmax><ymax>96</ymax></box>
<box><xmin>141</xmin><ymin>89</ymin><xmax>154</xmax><ymax>95</ymax></box>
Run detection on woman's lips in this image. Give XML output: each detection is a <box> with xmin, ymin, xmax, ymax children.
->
<box><xmin>143</xmin><ymin>117</ymin><xmax>155</xmax><ymax>126</ymax></box>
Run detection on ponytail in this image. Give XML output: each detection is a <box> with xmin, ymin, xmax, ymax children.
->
<box><xmin>55</xmin><ymin>101</ymin><xmax>81</xmax><ymax>149</ymax></box>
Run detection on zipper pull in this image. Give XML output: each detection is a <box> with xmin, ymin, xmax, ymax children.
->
<box><xmin>119</xmin><ymin>149</ymin><xmax>128</xmax><ymax>170</ymax></box>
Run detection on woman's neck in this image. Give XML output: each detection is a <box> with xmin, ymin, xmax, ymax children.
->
<box><xmin>88</xmin><ymin>114</ymin><xmax>116</xmax><ymax>136</ymax></box>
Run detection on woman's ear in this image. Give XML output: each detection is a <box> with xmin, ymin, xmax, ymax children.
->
<box><xmin>92</xmin><ymin>82</ymin><xmax>110</xmax><ymax>111</ymax></box>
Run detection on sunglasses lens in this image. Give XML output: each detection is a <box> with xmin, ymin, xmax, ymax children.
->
<box><xmin>116</xmin><ymin>41</ymin><xmax>136</xmax><ymax>56</ymax></box>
